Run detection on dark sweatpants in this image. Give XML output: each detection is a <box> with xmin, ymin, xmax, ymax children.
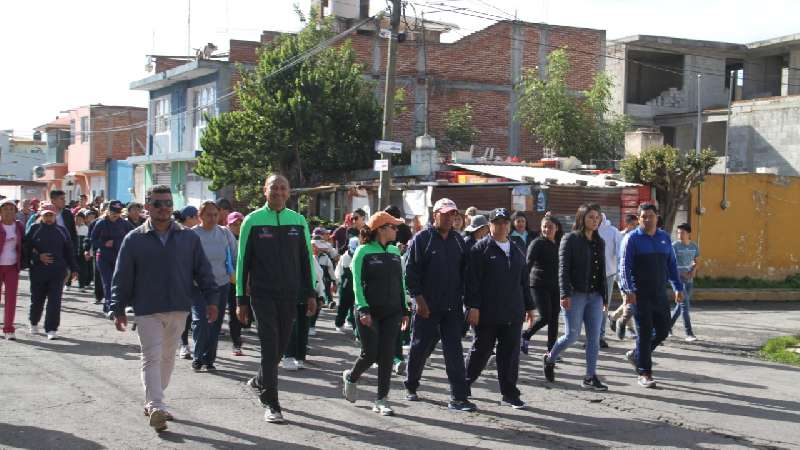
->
<box><xmin>523</xmin><ymin>287</ymin><xmax>560</xmax><ymax>351</ymax></box>
<box><xmin>466</xmin><ymin>321</ymin><xmax>522</xmax><ymax>401</ymax></box>
<box><xmin>405</xmin><ymin>308</ymin><xmax>469</xmax><ymax>401</ymax></box>
<box><xmin>29</xmin><ymin>270</ymin><xmax>66</xmax><ymax>332</ymax></box>
<box><xmin>632</xmin><ymin>298</ymin><xmax>671</xmax><ymax>375</ymax></box>
<box><xmin>348</xmin><ymin>313</ymin><xmax>402</xmax><ymax>400</ymax></box>
<box><xmin>227</xmin><ymin>284</ymin><xmax>243</xmax><ymax>348</ymax></box>
<box><xmin>251</xmin><ymin>299</ymin><xmax>297</xmax><ymax>410</ymax></box>
<box><xmin>284</xmin><ymin>302</ymin><xmax>309</xmax><ymax>361</ymax></box>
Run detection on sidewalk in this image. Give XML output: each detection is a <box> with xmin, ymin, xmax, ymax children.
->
<box><xmin>1</xmin><ymin>276</ymin><xmax>799</xmax><ymax>449</ymax></box>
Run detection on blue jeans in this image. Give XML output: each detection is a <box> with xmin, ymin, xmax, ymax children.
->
<box><xmin>192</xmin><ymin>283</ymin><xmax>228</xmax><ymax>365</ymax></box>
<box><xmin>548</xmin><ymin>291</ymin><xmax>604</xmax><ymax>377</ymax></box>
<box><xmin>670</xmin><ymin>281</ymin><xmax>693</xmax><ymax>335</ymax></box>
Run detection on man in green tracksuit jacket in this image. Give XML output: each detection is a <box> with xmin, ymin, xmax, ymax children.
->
<box><xmin>235</xmin><ymin>173</ymin><xmax>317</xmax><ymax>424</ymax></box>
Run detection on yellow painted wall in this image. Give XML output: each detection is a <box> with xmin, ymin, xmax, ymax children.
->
<box><xmin>691</xmin><ymin>174</ymin><xmax>800</xmax><ymax>280</ymax></box>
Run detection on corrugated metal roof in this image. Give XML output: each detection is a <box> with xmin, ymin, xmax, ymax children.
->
<box><xmin>451</xmin><ymin>163</ymin><xmax>640</xmax><ymax>187</ymax></box>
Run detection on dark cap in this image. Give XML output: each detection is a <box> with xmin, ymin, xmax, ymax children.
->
<box><xmin>108</xmin><ymin>200</ymin><xmax>124</xmax><ymax>213</ymax></box>
<box><xmin>489</xmin><ymin>208</ymin><xmax>511</xmax><ymax>222</ymax></box>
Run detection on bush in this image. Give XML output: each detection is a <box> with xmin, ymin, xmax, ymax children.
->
<box><xmin>760</xmin><ymin>336</ymin><xmax>800</xmax><ymax>367</ymax></box>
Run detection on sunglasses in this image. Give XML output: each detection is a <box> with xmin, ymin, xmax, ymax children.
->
<box><xmin>381</xmin><ymin>224</ymin><xmax>397</xmax><ymax>230</ymax></box>
<box><xmin>148</xmin><ymin>199</ymin><xmax>174</xmax><ymax>209</ymax></box>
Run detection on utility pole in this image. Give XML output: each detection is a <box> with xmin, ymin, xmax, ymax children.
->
<box><xmin>695</xmin><ymin>74</ymin><xmax>702</xmax><ymax>153</ymax></box>
<box><xmin>378</xmin><ymin>0</ymin><xmax>402</xmax><ymax>210</ymax></box>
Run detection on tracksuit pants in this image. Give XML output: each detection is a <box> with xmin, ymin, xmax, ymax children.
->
<box><xmin>29</xmin><ymin>270</ymin><xmax>66</xmax><ymax>332</ymax></box>
<box><xmin>97</xmin><ymin>255</ymin><xmax>116</xmax><ymax>313</ymax></box>
<box><xmin>227</xmin><ymin>284</ymin><xmax>243</xmax><ymax>349</ymax></box>
<box><xmin>250</xmin><ymin>299</ymin><xmax>297</xmax><ymax>410</ymax></box>
<box><xmin>466</xmin><ymin>321</ymin><xmax>523</xmax><ymax>401</ymax></box>
<box><xmin>405</xmin><ymin>308</ymin><xmax>469</xmax><ymax>401</ymax></box>
<box><xmin>284</xmin><ymin>302</ymin><xmax>310</xmax><ymax>361</ymax></box>
<box><xmin>348</xmin><ymin>313</ymin><xmax>402</xmax><ymax>400</ymax></box>
<box><xmin>523</xmin><ymin>286</ymin><xmax>560</xmax><ymax>351</ymax></box>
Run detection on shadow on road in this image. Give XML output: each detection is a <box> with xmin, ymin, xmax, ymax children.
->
<box><xmin>0</xmin><ymin>423</ymin><xmax>104</xmax><ymax>450</ymax></box>
<box><xmin>19</xmin><ymin>336</ymin><xmax>141</xmax><ymax>361</ymax></box>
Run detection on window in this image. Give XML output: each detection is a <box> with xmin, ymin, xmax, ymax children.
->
<box><xmin>80</xmin><ymin>116</ymin><xmax>89</xmax><ymax>143</ymax></box>
<box><xmin>153</xmin><ymin>97</ymin><xmax>170</xmax><ymax>134</ymax></box>
<box><xmin>193</xmin><ymin>85</ymin><xmax>216</xmax><ymax>150</ymax></box>
<box><xmin>70</xmin><ymin>120</ymin><xmax>76</xmax><ymax>144</ymax></box>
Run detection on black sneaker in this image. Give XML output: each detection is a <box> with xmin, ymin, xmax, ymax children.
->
<box><xmin>543</xmin><ymin>353</ymin><xmax>555</xmax><ymax>382</ymax></box>
<box><xmin>581</xmin><ymin>375</ymin><xmax>608</xmax><ymax>391</ymax></box>
<box><xmin>191</xmin><ymin>361</ymin><xmax>203</xmax><ymax>371</ymax></box>
<box><xmin>247</xmin><ymin>376</ymin><xmax>263</xmax><ymax>393</ymax></box>
<box><xmin>608</xmin><ymin>314</ymin><xmax>617</xmax><ymax>332</ymax></box>
<box><xmin>599</xmin><ymin>339</ymin><xmax>609</xmax><ymax>349</ymax></box>
<box><xmin>500</xmin><ymin>397</ymin><xmax>527</xmax><ymax>410</ymax></box>
<box><xmin>520</xmin><ymin>336</ymin><xmax>530</xmax><ymax>355</ymax></box>
<box><xmin>205</xmin><ymin>363</ymin><xmax>216</xmax><ymax>371</ymax></box>
<box><xmin>448</xmin><ymin>400</ymin><xmax>477</xmax><ymax>412</ymax></box>
<box><xmin>405</xmin><ymin>388</ymin><xmax>419</xmax><ymax>401</ymax></box>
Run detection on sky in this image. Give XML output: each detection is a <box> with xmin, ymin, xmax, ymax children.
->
<box><xmin>2</xmin><ymin>0</ymin><xmax>797</xmax><ymax>137</ymax></box>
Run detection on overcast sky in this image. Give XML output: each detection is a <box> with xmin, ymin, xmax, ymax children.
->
<box><xmin>2</xmin><ymin>0</ymin><xmax>796</xmax><ymax>136</ymax></box>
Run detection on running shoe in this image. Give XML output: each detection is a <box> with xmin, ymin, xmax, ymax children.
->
<box><xmin>148</xmin><ymin>409</ymin><xmax>168</xmax><ymax>432</ymax></box>
<box><xmin>638</xmin><ymin>375</ymin><xmax>657</xmax><ymax>388</ymax></box>
<box><xmin>342</xmin><ymin>370</ymin><xmax>357</xmax><ymax>403</ymax></box>
<box><xmin>282</xmin><ymin>357</ymin><xmax>299</xmax><ymax>371</ymax></box>
<box><xmin>373</xmin><ymin>399</ymin><xmax>394</xmax><ymax>416</ymax></box>
<box><xmin>264</xmin><ymin>406</ymin><xmax>285</xmax><ymax>424</ymax></box>
<box><xmin>581</xmin><ymin>375</ymin><xmax>609</xmax><ymax>391</ymax></box>
<box><xmin>543</xmin><ymin>353</ymin><xmax>555</xmax><ymax>382</ymax></box>
<box><xmin>448</xmin><ymin>400</ymin><xmax>477</xmax><ymax>412</ymax></box>
<box><xmin>685</xmin><ymin>335</ymin><xmax>698</xmax><ymax>342</ymax></box>
<box><xmin>500</xmin><ymin>397</ymin><xmax>527</xmax><ymax>410</ymax></box>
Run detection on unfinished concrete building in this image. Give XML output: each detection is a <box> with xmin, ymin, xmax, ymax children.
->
<box><xmin>608</xmin><ymin>33</ymin><xmax>800</xmax><ymax>176</ymax></box>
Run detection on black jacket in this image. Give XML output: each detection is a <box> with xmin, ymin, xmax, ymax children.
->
<box><xmin>526</xmin><ymin>236</ymin><xmax>559</xmax><ymax>290</ymax></box>
<box><xmin>465</xmin><ymin>236</ymin><xmax>534</xmax><ymax>325</ymax></box>
<box><xmin>405</xmin><ymin>226</ymin><xmax>467</xmax><ymax>311</ymax></box>
<box><xmin>61</xmin><ymin>208</ymin><xmax>77</xmax><ymax>247</ymax></box>
<box><xmin>24</xmin><ymin>223</ymin><xmax>79</xmax><ymax>278</ymax></box>
<box><xmin>558</xmin><ymin>231</ymin><xmax>608</xmax><ymax>305</ymax></box>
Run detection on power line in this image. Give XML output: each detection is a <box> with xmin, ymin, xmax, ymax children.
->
<box><xmin>414</xmin><ymin>2</ymin><xmax>800</xmax><ymax>89</ymax></box>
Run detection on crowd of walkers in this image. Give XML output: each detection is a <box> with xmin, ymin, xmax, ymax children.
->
<box><xmin>0</xmin><ymin>172</ymin><xmax>701</xmax><ymax>433</ymax></box>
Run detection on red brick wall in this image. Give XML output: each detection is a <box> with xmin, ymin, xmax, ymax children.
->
<box><xmin>90</xmin><ymin>107</ymin><xmax>148</xmax><ymax>170</ymax></box>
<box><xmin>229</xmin><ymin>39</ymin><xmax>261</xmax><ymax>64</ymax></box>
<box><xmin>547</xmin><ymin>26</ymin><xmax>605</xmax><ymax>91</ymax></box>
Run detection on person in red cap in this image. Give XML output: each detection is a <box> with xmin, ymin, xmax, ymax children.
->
<box><xmin>342</xmin><ymin>211</ymin><xmax>411</xmax><ymax>416</ymax></box>
<box><xmin>23</xmin><ymin>202</ymin><xmax>79</xmax><ymax>340</ymax></box>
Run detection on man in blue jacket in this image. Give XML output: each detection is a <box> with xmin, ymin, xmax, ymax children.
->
<box><xmin>109</xmin><ymin>185</ymin><xmax>218</xmax><ymax>433</ymax></box>
<box><xmin>619</xmin><ymin>203</ymin><xmax>684</xmax><ymax>388</ymax></box>
<box><xmin>465</xmin><ymin>208</ymin><xmax>535</xmax><ymax>409</ymax></box>
<box><xmin>404</xmin><ymin>198</ymin><xmax>475</xmax><ymax>412</ymax></box>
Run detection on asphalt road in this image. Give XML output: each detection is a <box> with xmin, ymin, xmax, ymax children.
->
<box><xmin>2</xmin><ymin>272</ymin><xmax>799</xmax><ymax>449</ymax></box>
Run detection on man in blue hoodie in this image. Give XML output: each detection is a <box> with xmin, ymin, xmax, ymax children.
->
<box><xmin>619</xmin><ymin>203</ymin><xmax>684</xmax><ymax>389</ymax></box>
<box><xmin>110</xmin><ymin>185</ymin><xmax>218</xmax><ymax>433</ymax></box>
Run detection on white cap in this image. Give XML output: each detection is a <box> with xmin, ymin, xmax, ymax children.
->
<box><xmin>433</xmin><ymin>198</ymin><xmax>458</xmax><ymax>213</ymax></box>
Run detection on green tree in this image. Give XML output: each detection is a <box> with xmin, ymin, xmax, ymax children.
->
<box><xmin>620</xmin><ymin>145</ymin><xmax>717</xmax><ymax>232</ymax></box>
<box><xmin>517</xmin><ymin>48</ymin><xmax>630</xmax><ymax>163</ymax></box>
<box><xmin>442</xmin><ymin>103</ymin><xmax>480</xmax><ymax>152</ymax></box>
<box><xmin>196</xmin><ymin>15</ymin><xmax>382</xmax><ymax>207</ymax></box>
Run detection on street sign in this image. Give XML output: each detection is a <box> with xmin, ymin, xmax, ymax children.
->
<box><xmin>375</xmin><ymin>140</ymin><xmax>402</xmax><ymax>154</ymax></box>
<box><xmin>374</xmin><ymin>159</ymin><xmax>389</xmax><ymax>172</ymax></box>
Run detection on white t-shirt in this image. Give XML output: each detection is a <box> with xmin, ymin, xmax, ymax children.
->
<box><xmin>495</xmin><ymin>239</ymin><xmax>511</xmax><ymax>257</ymax></box>
<box><xmin>0</xmin><ymin>224</ymin><xmax>17</xmax><ymax>266</ymax></box>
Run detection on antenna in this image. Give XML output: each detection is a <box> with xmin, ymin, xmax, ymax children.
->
<box><xmin>187</xmin><ymin>0</ymin><xmax>192</xmax><ymax>57</ymax></box>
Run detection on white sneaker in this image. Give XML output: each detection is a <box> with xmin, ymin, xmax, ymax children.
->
<box><xmin>308</xmin><ymin>327</ymin><xmax>317</xmax><ymax>336</ymax></box>
<box><xmin>335</xmin><ymin>326</ymin><xmax>345</xmax><ymax>333</ymax></box>
<box><xmin>47</xmin><ymin>331</ymin><xmax>58</xmax><ymax>340</ymax></box>
<box><xmin>685</xmin><ymin>335</ymin><xmax>698</xmax><ymax>342</ymax></box>
<box><xmin>344</xmin><ymin>322</ymin><xmax>354</xmax><ymax>330</ymax></box>
<box><xmin>372</xmin><ymin>399</ymin><xmax>394</xmax><ymax>416</ymax></box>
<box><xmin>4</xmin><ymin>332</ymin><xmax>16</xmax><ymax>340</ymax></box>
<box><xmin>342</xmin><ymin>369</ymin><xmax>357</xmax><ymax>403</ymax></box>
<box><xmin>393</xmin><ymin>360</ymin><xmax>407</xmax><ymax>376</ymax></box>
<box><xmin>125</xmin><ymin>306</ymin><xmax>135</xmax><ymax>315</ymax></box>
<box><xmin>29</xmin><ymin>325</ymin><xmax>40</xmax><ymax>335</ymax></box>
<box><xmin>296</xmin><ymin>360</ymin><xmax>305</xmax><ymax>370</ymax></box>
<box><xmin>179</xmin><ymin>345</ymin><xmax>192</xmax><ymax>360</ymax></box>
<box><xmin>282</xmin><ymin>357</ymin><xmax>299</xmax><ymax>371</ymax></box>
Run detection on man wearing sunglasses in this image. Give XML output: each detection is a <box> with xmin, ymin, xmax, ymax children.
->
<box><xmin>109</xmin><ymin>185</ymin><xmax>219</xmax><ymax>433</ymax></box>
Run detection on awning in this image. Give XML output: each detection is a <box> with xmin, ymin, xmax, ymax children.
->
<box><xmin>130</xmin><ymin>60</ymin><xmax>223</xmax><ymax>91</ymax></box>
<box><xmin>450</xmin><ymin>163</ymin><xmax>639</xmax><ymax>187</ymax></box>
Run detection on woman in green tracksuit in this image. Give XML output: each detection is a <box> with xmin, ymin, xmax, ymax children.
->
<box><xmin>342</xmin><ymin>212</ymin><xmax>410</xmax><ymax>416</ymax></box>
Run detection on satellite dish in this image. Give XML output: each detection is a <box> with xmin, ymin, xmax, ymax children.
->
<box><xmin>33</xmin><ymin>166</ymin><xmax>45</xmax><ymax>178</ymax></box>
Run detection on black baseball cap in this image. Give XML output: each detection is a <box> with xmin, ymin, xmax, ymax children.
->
<box><xmin>108</xmin><ymin>200</ymin><xmax>124</xmax><ymax>213</ymax></box>
<box><xmin>489</xmin><ymin>208</ymin><xmax>511</xmax><ymax>222</ymax></box>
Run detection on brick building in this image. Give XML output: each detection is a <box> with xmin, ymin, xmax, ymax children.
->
<box><xmin>33</xmin><ymin>105</ymin><xmax>147</xmax><ymax>203</ymax></box>
<box><xmin>343</xmin><ymin>18</ymin><xmax>606</xmax><ymax>162</ymax></box>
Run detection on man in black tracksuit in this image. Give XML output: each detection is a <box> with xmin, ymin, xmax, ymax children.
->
<box><xmin>404</xmin><ymin>198</ymin><xmax>475</xmax><ymax>412</ymax></box>
<box><xmin>465</xmin><ymin>208</ymin><xmax>535</xmax><ymax>409</ymax></box>
<box><xmin>235</xmin><ymin>174</ymin><xmax>317</xmax><ymax>424</ymax></box>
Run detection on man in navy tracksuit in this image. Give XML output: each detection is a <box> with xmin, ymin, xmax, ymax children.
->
<box><xmin>404</xmin><ymin>198</ymin><xmax>475</xmax><ymax>412</ymax></box>
<box><xmin>619</xmin><ymin>203</ymin><xmax>684</xmax><ymax>388</ymax></box>
<box><xmin>465</xmin><ymin>208</ymin><xmax>535</xmax><ymax>409</ymax></box>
